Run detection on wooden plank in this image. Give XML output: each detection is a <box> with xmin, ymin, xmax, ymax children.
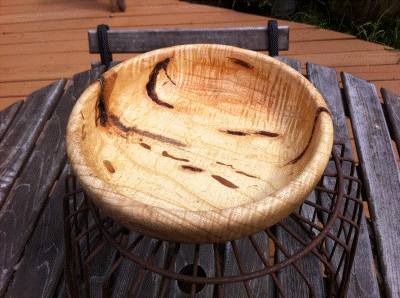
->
<box><xmin>0</xmin><ymin>79</ymin><xmax>66</xmax><ymax>208</ymax></box>
<box><xmin>333</xmin><ymin>64</ymin><xmax>400</xmax><ymax>82</ymax></box>
<box><xmin>0</xmin><ymin>66</ymin><xmax>105</xmax><ymax>297</ymax></box>
<box><xmin>85</xmin><ymin>223</ymin><xmax>123</xmax><ymax>298</ymax></box>
<box><xmin>0</xmin><ymin>25</ymin><xmax>354</xmax><ymax>47</ymax></box>
<box><xmin>3</xmin><ymin>30</ymin><xmax>372</xmax><ymax>59</ymax></box>
<box><xmin>0</xmin><ymin>29</ymin><xmax>87</xmax><ymax>46</ymax></box>
<box><xmin>382</xmin><ymin>88</ymin><xmax>400</xmax><ymax>156</ymax></box>
<box><xmin>219</xmin><ymin>233</ymin><xmax>274</xmax><ymax>297</ymax></box>
<box><xmin>0</xmin><ymin>81</ymin><xmax>64</xmax><ymax>97</ymax></box>
<box><xmin>288</xmin><ymin>38</ymin><xmax>385</xmax><ymax>56</ymax></box>
<box><xmin>0</xmin><ymin>98</ymin><xmax>25</xmax><ymax>112</ymax></box>
<box><xmin>275</xmin><ymin>214</ymin><xmax>326</xmax><ymax>298</ymax></box>
<box><xmin>341</xmin><ymin>72</ymin><xmax>400</xmax><ymax>298</ymax></box>
<box><xmin>0</xmin><ymin>1</ymin><xmax>217</xmax><ymax>24</ymax></box>
<box><xmin>307</xmin><ymin>63</ymin><xmax>380</xmax><ymax>298</ymax></box>
<box><xmin>371</xmin><ymin>81</ymin><xmax>400</xmax><ymax>101</ymax></box>
<box><xmin>88</xmin><ymin>26</ymin><xmax>289</xmax><ymax>53</ymax></box>
<box><xmin>0</xmin><ymin>10</ymin><xmax>304</xmax><ymax>35</ymax></box>
<box><xmin>281</xmin><ymin>50</ymin><xmax>400</xmax><ymax>69</ymax></box>
<box><xmin>165</xmin><ymin>244</ymin><xmax>215</xmax><ymax>297</ymax></box>
<box><xmin>273</xmin><ymin>57</ymin><xmax>325</xmax><ymax>297</ymax></box>
<box><xmin>110</xmin><ymin>233</ymin><xmax>168</xmax><ymax>297</ymax></box>
<box><xmin>0</xmin><ymin>99</ymin><xmax>23</xmax><ymax>142</ymax></box>
<box><xmin>1</xmin><ymin>39</ymin><xmax>86</xmax><ymax>56</ymax></box>
<box><xmin>5</xmin><ymin>162</ymin><xmax>73</xmax><ymax>298</ymax></box>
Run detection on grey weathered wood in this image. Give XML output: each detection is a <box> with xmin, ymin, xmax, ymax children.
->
<box><xmin>0</xmin><ymin>100</ymin><xmax>24</xmax><ymax>142</ymax></box>
<box><xmin>0</xmin><ymin>80</ymin><xmax>66</xmax><ymax>208</ymax></box>
<box><xmin>219</xmin><ymin>233</ymin><xmax>273</xmax><ymax>298</ymax></box>
<box><xmin>273</xmin><ymin>58</ymin><xmax>325</xmax><ymax>298</ymax></box>
<box><xmin>85</xmin><ymin>222</ymin><xmax>123</xmax><ymax>298</ymax></box>
<box><xmin>382</xmin><ymin>88</ymin><xmax>400</xmax><ymax>156</ymax></box>
<box><xmin>0</xmin><ymin>66</ymin><xmax>106</xmax><ymax>297</ymax></box>
<box><xmin>307</xmin><ymin>63</ymin><xmax>380</xmax><ymax>298</ymax></box>
<box><xmin>274</xmin><ymin>56</ymin><xmax>302</xmax><ymax>73</ymax></box>
<box><xmin>91</xmin><ymin>60</ymin><xmax>121</xmax><ymax>69</ymax></box>
<box><xmin>5</xmin><ymin>162</ymin><xmax>73</xmax><ymax>298</ymax></box>
<box><xmin>275</xmin><ymin>214</ymin><xmax>326</xmax><ymax>298</ymax></box>
<box><xmin>342</xmin><ymin>72</ymin><xmax>400</xmax><ymax>298</ymax></box>
<box><xmin>166</xmin><ymin>244</ymin><xmax>215</xmax><ymax>297</ymax></box>
<box><xmin>88</xmin><ymin>26</ymin><xmax>289</xmax><ymax>54</ymax></box>
<box><xmin>110</xmin><ymin>233</ymin><xmax>168</xmax><ymax>297</ymax></box>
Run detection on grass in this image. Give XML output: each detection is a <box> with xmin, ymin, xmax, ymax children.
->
<box><xmin>229</xmin><ymin>0</ymin><xmax>400</xmax><ymax>50</ymax></box>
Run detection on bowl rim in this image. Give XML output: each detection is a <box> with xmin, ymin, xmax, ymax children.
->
<box><xmin>66</xmin><ymin>44</ymin><xmax>334</xmax><ymax>243</ymax></box>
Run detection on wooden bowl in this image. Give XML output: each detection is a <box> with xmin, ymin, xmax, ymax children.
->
<box><xmin>66</xmin><ymin>44</ymin><xmax>333</xmax><ymax>243</ymax></box>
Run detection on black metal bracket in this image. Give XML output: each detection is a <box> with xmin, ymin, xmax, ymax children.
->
<box><xmin>268</xmin><ymin>20</ymin><xmax>279</xmax><ymax>57</ymax></box>
<box><xmin>97</xmin><ymin>24</ymin><xmax>113</xmax><ymax>68</ymax></box>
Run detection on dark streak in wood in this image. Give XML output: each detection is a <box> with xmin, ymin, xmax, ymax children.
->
<box><xmin>216</xmin><ymin>161</ymin><xmax>234</xmax><ymax>169</ymax></box>
<box><xmin>139</xmin><ymin>143</ymin><xmax>151</xmax><ymax>150</ymax></box>
<box><xmin>81</xmin><ymin>111</ymin><xmax>84</xmax><ymax>120</ymax></box>
<box><xmin>103</xmin><ymin>160</ymin><xmax>116</xmax><ymax>173</ymax></box>
<box><xmin>162</xmin><ymin>151</ymin><xmax>189</xmax><ymax>162</ymax></box>
<box><xmin>211</xmin><ymin>175</ymin><xmax>239</xmax><ymax>189</ymax></box>
<box><xmin>255</xmin><ymin>131</ymin><xmax>279</xmax><ymax>137</ymax></box>
<box><xmin>228</xmin><ymin>57</ymin><xmax>253</xmax><ymax>69</ymax></box>
<box><xmin>110</xmin><ymin>114</ymin><xmax>131</xmax><ymax>133</ymax></box>
<box><xmin>181</xmin><ymin>165</ymin><xmax>203</xmax><ymax>172</ymax></box>
<box><xmin>81</xmin><ymin>124</ymin><xmax>86</xmax><ymax>140</ymax></box>
<box><xmin>235</xmin><ymin>171</ymin><xmax>258</xmax><ymax>178</ymax></box>
<box><xmin>96</xmin><ymin>76</ymin><xmax>108</xmax><ymax>127</ymax></box>
<box><xmin>287</xmin><ymin>107</ymin><xmax>331</xmax><ymax>165</ymax></box>
<box><xmin>109</xmin><ymin>115</ymin><xmax>186</xmax><ymax>147</ymax></box>
<box><xmin>146</xmin><ymin>57</ymin><xmax>174</xmax><ymax>109</ymax></box>
<box><xmin>224</xmin><ymin>130</ymin><xmax>248</xmax><ymax>136</ymax></box>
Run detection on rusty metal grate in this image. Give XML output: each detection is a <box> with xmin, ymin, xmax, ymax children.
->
<box><xmin>64</xmin><ymin>142</ymin><xmax>363</xmax><ymax>298</ymax></box>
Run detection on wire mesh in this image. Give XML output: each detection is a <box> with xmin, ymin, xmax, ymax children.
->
<box><xmin>64</xmin><ymin>142</ymin><xmax>363</xmax><ymax>297</ymax></box>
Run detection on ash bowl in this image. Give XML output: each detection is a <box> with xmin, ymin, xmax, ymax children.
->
<box><xmin>66</xmin><ymin>44</ymin><xmax>333</xmax><ymax>243</ymax></box>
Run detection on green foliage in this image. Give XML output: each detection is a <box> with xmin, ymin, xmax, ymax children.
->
<box><xmin>246</xmin><ymin>0</ymin><xmax>400</xmax><ymax>49</ymax></box>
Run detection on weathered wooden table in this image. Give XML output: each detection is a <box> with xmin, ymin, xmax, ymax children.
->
<box><xmin>1</xmin><ymin>57</ymin><xmax>399</xmax><ymax>298</ymax></box>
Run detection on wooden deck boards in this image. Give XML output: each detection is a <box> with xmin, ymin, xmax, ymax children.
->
<box><xmin>1</xmin><ymin>0</ymin><xmax>400</xmax><ymax>111</ymax></box>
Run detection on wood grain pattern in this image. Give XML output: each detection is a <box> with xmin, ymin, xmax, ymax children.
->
<box><xmin>166</xmin><ymin>243</ymin><xmax>215</xmax><ymax>297</ymax></box>
<box><xmin>218</xmin><ymin>234</ymin><xmax>274</xmax><ymax>297</ymax></box>
<box><xmin>342</xmin><ymin>72</ymin><xmax>400</xmax><ymax>298</ymax></box>
<box><xmin>0</xmin><ymin>67</ymin><xmax>105</xmax><ymax>297</ymax></box>
<box><xmin>67</xmin><ymin>44</ymin><xmax>333</xmax><ymax>243</ymax></box>
<box><xmin>0</xmin><ymin>79</ymin><xmax>67</xmax><ymax>208</ymax></box>
<box><xmin>275</xmin><ymin>216</ymin><xmax>326</xmax><ymax>298</ymax></box>
<box><xmin>110</xmin><ymin>233</ymin><xmax>169</xmax><ymax>297</ymax></box>
<box><xmin>88</xmin><ymin>26</ymin><xmax>289</xmax><ymax>53</ymax></box>
<box><xmin>307</xmin><ymin>63</ymin><xmax>380</xmax><ymax>298</ymax></box>
<box><xmin>382</xmin><ymin>88</ymin><xmax>400</xmax><ymax>156</ymax></box>
<box><xmin>0</xmin><ymin>99</ymin><xmax>23</xmax><ymax>142</ymax></box>
<box><xmin>5</xmin><ymin>163</ymin><xmax>72</xmax><ymax>298</ymax></box>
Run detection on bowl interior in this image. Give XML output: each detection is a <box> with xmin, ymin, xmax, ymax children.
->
<box><xmin>67</xmin><ymin>44</ymin><xmax>332</xmax><ymax>223</ymax></box>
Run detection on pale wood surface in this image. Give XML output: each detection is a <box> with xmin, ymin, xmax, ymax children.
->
<box><xmin>1</xmin><ymin>0</ymin><xmax>400</xmax><ymax>111</ymax></box>
<box><xmin>67</xmin><ymin>44</ymin><xmax>333</xmax><ymax>243</ymax></box>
